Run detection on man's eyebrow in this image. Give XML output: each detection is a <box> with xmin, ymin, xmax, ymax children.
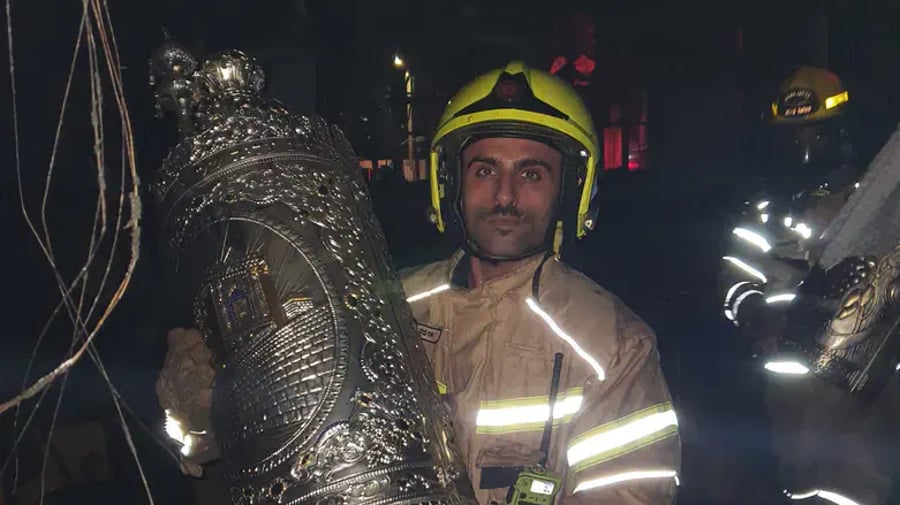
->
<box><xmin>467</xmin><ymin>156</ymin><xmax>500</xmax><ymax>170</ymax></box>
<box><xmin>466</xmin><ymin>156</ymin><xmax>553</xmax><ymax>172</ymax></box>
<box><xmin>514</xmin><ymin>158</ymin><xmax>553</xmax><ymax>171</ymax></box>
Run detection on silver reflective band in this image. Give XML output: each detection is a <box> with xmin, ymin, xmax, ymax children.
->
<box><xmin>784</xmin><ymin>216</ymin><xmax>793</xmax><ymax>227</ymax></box>
<box><xmin>723</xmin><ymin>309</ymin><xmax>735</xmax><ymax>321</ymax></box>
<box><xmin>761</xmin><ymin>213</ymin><xmax>770</xmax><ymax>223</ymax></box>
<box><xmin>793</xmin><ymin>222</ymin><xmax>813</xmax><ymax>240</ymax></box>
<box><xmin>756</xmin><ymin>200</ymin><xmax>770</xmax><ymax>210</ymax></box>
<box><xmin>732</xmin><ymin>289</ymin><xmax>764</xmax><ymax>321</ymax></box>
<box><xmin>574</xmin><ymin>469</ymin><xmax>678</xmax><ymax>494</ymax></box>
<box><xmin>724</xmin><ymin>281</ymin><xmax>752</xmax><ymax>306</ymax></box>
<box><xmin>476</xmin><ymin>393</ymin><xmax>583</xmax><ymax>432</ymax></box>
<box><xmin>786</xmin><ymin>489</ymin><xmax>862</xmax><ymax>505</ymax></box>
<box><xmin>406</xmin><ymin>283</ymin><xmax>450</xmax><ymax>302</ymax></box>
<box><xmin>723</xmin><ymin>256</ymin><xmax>768</xmax><ymax>283</ymax></box>
<box><xmin>526</xmin><ymin>297</ymin><xmax>605</xmax><ymax>381</ymax></box>
<box><xmin>764</xmin><ymin>361</ymin><xmax>809</xmax><ymax>375</ymax></box>
<box><xmin>567</xmin><ymin>406</ymin><xmax>678</xmax><ymax>470</ymax></box>
<box><xmin>766</xmin><ymin>293</ymin><xmax>797</xmax><ymax>304</ymax></box>
<box><xmin>733</xmin><ymin>227</ymin><xmax>773</xmax><ymax>252</ymax></box>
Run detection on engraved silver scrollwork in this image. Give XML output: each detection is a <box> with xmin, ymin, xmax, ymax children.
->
<box><xmin>823</xmin><ymin>247</ymin><xmax>900</xmax><ymax>350</ymax></box>
<box><xmin>783</xmin><ymin>243</ymin><xmax>900</xmax><ymax>396</ymax></box>
<box><xmin>152</xmin><ymin>39</ymin><xmax>473</xmax><ymax>505</ymax></box>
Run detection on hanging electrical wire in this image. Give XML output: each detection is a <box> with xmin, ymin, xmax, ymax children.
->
<box><xmin>3</xmin><ymin>0</ymin><xmax>149</xmax><ymax>502</ymax></box>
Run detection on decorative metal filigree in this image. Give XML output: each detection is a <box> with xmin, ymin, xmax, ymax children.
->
<box><xmin>783</xmin><ymin>244</ymin><xmax>900</xmax><ymax>397</ymax></box>
<box><xmin>823</xmin><ymin>247</ymin><xmax>900</xmax><ymax>349</ymax></box>
<box><xmin>151</xmin><ymin>39</ymin><xmax>473</xmax><ymax>505</ymax></box>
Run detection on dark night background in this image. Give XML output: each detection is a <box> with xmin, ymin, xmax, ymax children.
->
<box><xmin>2</xmin><ymin>0</ymin><xmax>900</xmax><ymax>503</ymax></box>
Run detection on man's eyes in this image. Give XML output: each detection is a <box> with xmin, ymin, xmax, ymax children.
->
<box><xmin>471</xmin><ymin>165</ymin><xmax>545</xmax><ymax>180</ymax></box>
<box><xmin>474</xmin><ymin>165</ymin><xmax>495</xmax><ymax>177</ymax></box>
<box><xmin>521</xmin><ymin>169</ymin><xmax>542</xmax><ymax>181</ymax></box>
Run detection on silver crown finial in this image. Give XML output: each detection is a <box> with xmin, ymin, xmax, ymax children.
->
<box><xmin>198</xmin><ymin>50</ymin><xmax>266</xmax><ymax>98</ymax></box>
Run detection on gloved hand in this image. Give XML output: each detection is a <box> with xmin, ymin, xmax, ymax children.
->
<box><xmin>156</xmin><ymin>327</ymin><xmax>219</xmax><ymax>476</ymax></box>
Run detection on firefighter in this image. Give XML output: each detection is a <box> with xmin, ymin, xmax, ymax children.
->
<box><xmin>719</xmin><ymin>66</ymin><xmax>900</xmax><ymax>504</ymax></box>
<box><xmin>720</xmin><ymin>65</ymin><xmax>859</xmax><ymax>352</ymax></box>
<box><xmin>402</xmin><ymin>60</ymin><xmax>680</xmax><ymax>504</ymax></box>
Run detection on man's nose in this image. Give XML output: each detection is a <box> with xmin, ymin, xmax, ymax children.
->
<box><xmin>494</xmin><ymin>172</ymin><xmax>518</xmax><ymax>207</ymax></box>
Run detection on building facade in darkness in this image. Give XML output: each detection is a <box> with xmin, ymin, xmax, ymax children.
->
<box><xmin>548</xmin><ymin>12</ymin><xmax>650</xmax><ymax>172</ymax></box>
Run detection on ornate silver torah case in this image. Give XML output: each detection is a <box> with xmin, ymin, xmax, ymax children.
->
<box><xmin>151</xmin><ymin>40</ymin><xmax>474</xmax><ymax>505</ymax></box>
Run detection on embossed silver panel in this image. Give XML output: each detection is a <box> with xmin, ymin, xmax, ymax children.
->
<box><xmin>782</xmin><ymin>244</ymin><xmax>900</xmax><ymax>398</ymax></box>
<box><xmin>151</xmin><ymin>40</ymin><xmax>474</xmax><ymax>505</ymax></box>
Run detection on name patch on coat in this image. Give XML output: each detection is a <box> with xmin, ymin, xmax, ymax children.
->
<box><xmin>417</xmin><ymin>323</ymin><xmax>443</xmax><ymax>343</ymax></box>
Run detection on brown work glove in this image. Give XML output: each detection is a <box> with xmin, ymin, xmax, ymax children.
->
<box><xmin>156</xmin><ymin>327</ymin><xmax>219</xmax><ymax>476</ymax></box>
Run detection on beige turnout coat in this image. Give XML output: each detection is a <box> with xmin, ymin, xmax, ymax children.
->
<box><xmin>401</xmin><ymin>251</ymin><xmax>680</xmax><ymax>505</ymax></box>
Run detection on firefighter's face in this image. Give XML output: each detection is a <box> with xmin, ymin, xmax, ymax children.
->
<box><xmin>791</xmin><ymin>126</ymin><xmax>831</xmax><ymax>164</ymax></box>
<box><xmin>460</xmin><ymin>137</ymin><xmax>562</xmax><ymax>258</ymax></box>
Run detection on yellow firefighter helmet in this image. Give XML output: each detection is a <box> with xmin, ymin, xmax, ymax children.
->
<box><xmin>429</xmin><ymin>61</ymin><xmax>601</xmax><ymax>242</ymax></box>
<box><xmin>770</xmin><ymin>65</ymin><xmax>849</xmax><ymax>123</ymax></box>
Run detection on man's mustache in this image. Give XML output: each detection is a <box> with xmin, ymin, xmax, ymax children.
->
<box><xmin>483</xmin><ymin>204</ymin><xmax>524</xmax><ymax>218</ymax></box>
